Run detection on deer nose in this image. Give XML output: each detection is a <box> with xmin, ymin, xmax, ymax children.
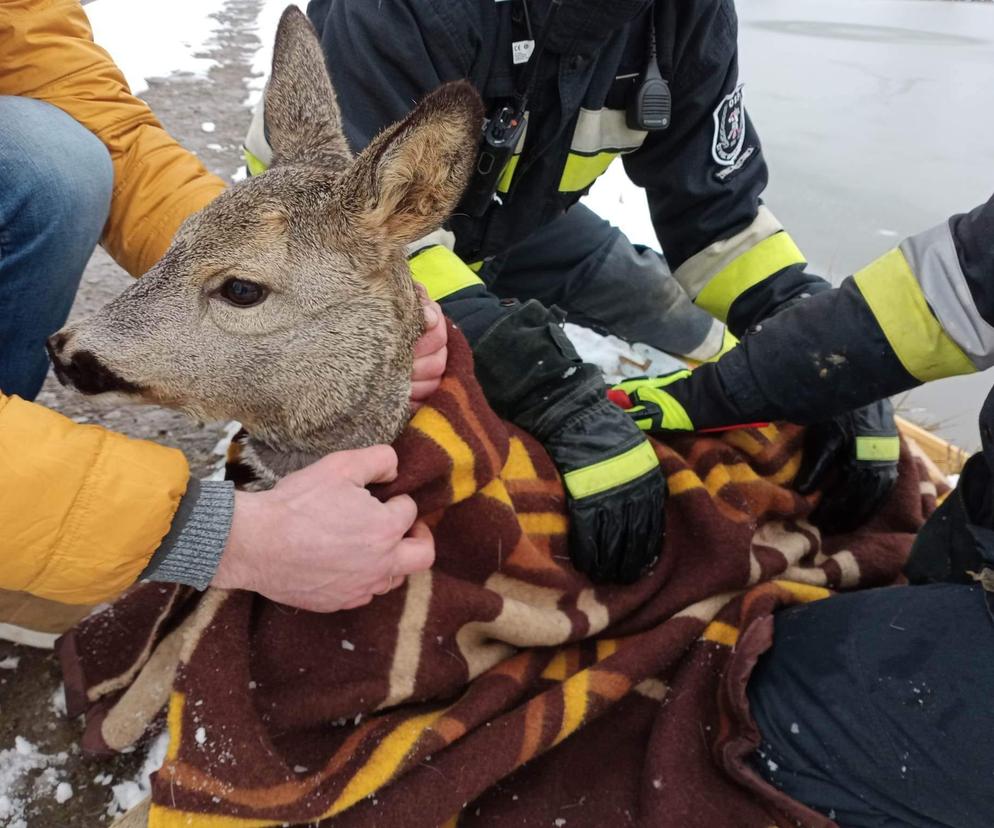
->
<box><xmin>45</xmin><ymin>331</ymin><xmax>72</xmax><ymax>384</ymax></box>
<box><xmin>46</xmin><ymin>335</ymin><xmax>143</xmax><ymax>396</ymax></box>
<box><xmin>47</xmin><ymin>330</ymin><xmax>71</xmax><ymax>358</ymax></box>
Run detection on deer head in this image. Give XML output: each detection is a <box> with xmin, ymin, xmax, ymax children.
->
<box><xmin>48</xmin><ymin>6</ymin><xmax>483</xmax><ymax>467</ymax></box>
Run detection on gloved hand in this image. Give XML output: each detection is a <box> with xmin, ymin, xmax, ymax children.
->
<box><xmin>794</xmin><ymin>398</ymin><xmax>900</xmax><ymax>533</ymax></box>
<box><xmin>607</xmin><ymin>371</ymin><xmax>769</xmax><ymax>434</ymax></box>
<box><xmin>471</xmin><ymin>301</ymin><xmax>666</xmax><ymax>583</ymax></box>
<box><xmin>610</xmin><ymin>373</ymin><xmax>900</xmax><ymax>531</ymax></box>
<box><xmin>543</xmin><ymin>399</ymin><xmax>666</xmax><ymax>583</ymax></box>
<box><xmin>607</xmin><ymin>371</ymin><xmax>695</xmax><ymax>432</ymax></box>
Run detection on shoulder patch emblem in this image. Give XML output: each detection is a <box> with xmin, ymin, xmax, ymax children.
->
<box><xmin>712</xmin><ymin>85</ymin><xmax>746</xmax><ymax>167</ymax></box>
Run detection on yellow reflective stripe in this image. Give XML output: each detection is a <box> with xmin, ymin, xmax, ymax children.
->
<box><xmin>563</xmin><ymin>441</ymin><xmax>659</xmax><ymax>500</ymax></box>
<box><xmin>467</xmin><ymin>260</ymin><xmax>484</xmax><ymax>273</ymax></box>
<box><xmin>408</xmin><ymin>245</ymin><xmax>483</xmax><ymax>302</ymax></box>
<box><xmin>695</xmin><ymin>232</ymin><xmax>806</xmax><ymax>322</ymax></box>
<box><xmin>854</xmin><ymin>248</ymin><xmax>976</xmax><ymax>382</ymax></box>
<box><xmin>497</xmin><ymin>153</ymin><xmax>521</xmax><ymax>194</ymax></box>
<box><xmin>647</xmin><ymin>391</ymin><xmax>693</xmax><ymax>431</ymax></box>
<box><xmin>559</xmin><ymin>151</ymin><xmax>618</xmax><ymax>192</ymax></box>
<box><xmin>243</xmin><ymin>146</ymin><xmax>268</xmax><ymax>177</ymax></box>
<box><xmin>856</xmin><ymin>436</ymin><xmax>901</xmax><ymax>462</ymax></box>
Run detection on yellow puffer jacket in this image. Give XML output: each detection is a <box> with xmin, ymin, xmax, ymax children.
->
<box><xmin>0</xmin><ymin>0</ymin><xmax>227</xmax><ymax>603</ymax></box>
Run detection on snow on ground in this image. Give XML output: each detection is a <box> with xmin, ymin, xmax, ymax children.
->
<box><xmin>105</xmin><ymin>731</ymin><xmax>170</xmax><ymax>819</ymax></box>
<box><xmin>564</xmin><ymin>324</ymin><xmax>689</xmax><ymax>385</ymax></box>
<box><xmin>582</xmin><ymin>162</ymin><xmax>660</xmax><ymax>252</ymax></box>
<box><xmin>0</xmin><ymin>658</ymin><xmax>167</xmax><ymax>825</ymax></box>
<box><xmin>0</xmin><ymin>737</ymin><xmax>69</xmax><ymax>828</ymax></box>
<box><xmin>85</xmin><ymin>0</ymin><xmax>227</xmax><ymax>94</ymax></box>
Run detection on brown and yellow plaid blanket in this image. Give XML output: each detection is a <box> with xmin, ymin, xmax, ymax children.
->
<box><xmin>58</xmin><ymin>326</ymin><xmax>935</xmax><ymax>828</ymax></box>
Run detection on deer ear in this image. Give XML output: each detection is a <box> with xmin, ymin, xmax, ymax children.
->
<box><xmin>264</xmin><ymin>5</ymin><xmax>351</xmax><ymax>169</ymax></box>
<box><xmin>345</xmin><ymin>81</ymin><xmax>485</xmax><ymax>246</ymax></box>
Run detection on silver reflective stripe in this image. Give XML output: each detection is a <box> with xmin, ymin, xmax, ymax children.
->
<box><xmin>681</xmin><ymin>319</ymin><xmax>728</xmax><ymax>362</ymax></box>
<box><xmin>901</xmin><ymin>222</ymin><xmax>994</xmax><ymax>370</ymax></box>
<box><xmin>245</xmin><ymin>97</ymin><xmax>273</xmax><ymax>167</ymax></box>
<box><xmin>570</xmin><ymin>108</ymin><xmax>647</xmax><ymax>155</ymax></box>
<box><xmin>672</xmin><ymin>206</ymin><xmax>782</xmax><ymax>300</ymax></box>
<box><xmin>405</xmin><ymin>228</ymin><xmax>457</xmax><ymax>258</ymax></box>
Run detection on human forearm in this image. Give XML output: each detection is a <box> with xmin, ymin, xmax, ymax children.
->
<box><xmin>668</xmin><ymin>203</ymin><xmax>994</xmax><ymax>428</ymax></box>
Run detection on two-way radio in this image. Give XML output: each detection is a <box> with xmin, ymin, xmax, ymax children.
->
<box><xmin>462</xmin><ymin>0</ymin><xmax>674</xmax><ymax>218</ymax></box>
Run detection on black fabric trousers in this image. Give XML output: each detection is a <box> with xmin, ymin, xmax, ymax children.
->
<box><xmin>479</xmin><ymin>203</ymin><xmax>725</xmax><ymax>361</ymax></box>
<box><xmin>748</xmin><ymin>583</ymin><xmax>994</xmax><ymax>828</ymax></box>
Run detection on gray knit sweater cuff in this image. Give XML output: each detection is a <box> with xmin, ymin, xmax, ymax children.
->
<box><xmin>140</xmin><ymin>479</ymin><xmax>235</xmax><ymax>590</ymax></box>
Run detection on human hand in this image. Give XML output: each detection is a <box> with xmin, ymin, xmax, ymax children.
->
<box><xmin>212</xmin><ymin>445</ymin><xmax>434</xmax><ymax>611</ymax></box>
<box><xmin>410</xmin><ymin>283</ymin><xmax>448</xmax><ymax>410</ymax></box>
<box><xmin>547</xmin><ymin>399</ymin><xmax>667</xmax><ymax>584</ymax></box>
<box><xmin>608</xmin><ymin>371</ymin><xmax>695</xmax><ymax>432</ymax></box>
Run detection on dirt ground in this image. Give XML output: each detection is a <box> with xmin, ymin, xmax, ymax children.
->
<box><xmin>1</xmin><ymin>1</ymin><xmax>262</xmax><ymax>824</ymax></box>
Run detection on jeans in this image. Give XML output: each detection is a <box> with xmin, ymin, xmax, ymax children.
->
<box><xmin>0</xmin><ymin>96</ymin><xmax>113</xmax><ymax>400</ymax></box>
<box><xmin>748</xmin><ymin>584</ymin><xmax>994</xmax><ymax>827</ymax></box>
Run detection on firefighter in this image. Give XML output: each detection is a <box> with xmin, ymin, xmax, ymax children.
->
<box><xmin>620</xmin><ymin>196</ymin><xmax>994</xmax><ymax>826</ymax></box>
<box><xmin>245</xmin><ymin>0</ymin><xmax>899</xmax><ymax>584</ymax></box>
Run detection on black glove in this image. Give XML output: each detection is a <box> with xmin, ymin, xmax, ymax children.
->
<box><xmin>795</xmin><ymin>398</ymin><xmax>900</xmax><ymax>533</ymax></box>
<box><xmin>472</xmin><ymin>301</ymin><xmax>666</xmax><ymax>583</ymax></box>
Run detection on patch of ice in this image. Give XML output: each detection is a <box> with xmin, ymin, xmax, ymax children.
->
<box><xmin>54</xmin><ymin>782</ymin><xmax>73</xmax><ymax>803</ymax></box>
<box><xmin>195</xmin><ymin>726</ymin><xmax>207</xmax><ymax>746</ymax></box>
<box><xmin>201</xmin><ymin>121</ymin><xmax>217</xmax><ymax>133</ymax></box>
<box><xmin>581</xmin><ymin>161</ymin><xmax>659</xmax><ymax>251</ymax></box>
<box><xmin>0</xmin><ymin>656</ymin><xmax>19</xmax><ymax>670</ymax></box>
<box><xmin>86</xmin><ymin>0</ymin><xmax>226</xmax><ymax>95</ymax></box>
<box><xmin>341</xmin><ymin>640</ymin><xmax>355</xmax><ymax>651</ymax></box>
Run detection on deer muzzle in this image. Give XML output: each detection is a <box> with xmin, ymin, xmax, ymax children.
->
<box><xmin>46</xmin><ymin>332</ymin><xmax>145</xmax><ymax>396</ymax></box>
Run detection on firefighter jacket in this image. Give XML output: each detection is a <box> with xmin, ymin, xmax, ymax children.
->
<box><xmin>676</xmin><ymin>195</ymin><xmax>994</xmax><ymax>588</ymax></box>
<box><xmin>246</xmin><ymin>0</ymin><xmax>828</xmax><ymax>343</ymax></box>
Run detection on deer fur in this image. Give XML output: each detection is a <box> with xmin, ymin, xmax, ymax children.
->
<box><xmin>49</xmin><ymin>6</ymin><xmax>484</xmax><ymax>480</ymax></box>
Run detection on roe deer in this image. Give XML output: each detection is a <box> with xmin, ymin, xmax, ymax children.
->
<box><xmin>48</xmin><ymin>6</ymin><xmax>484</xmax><ymax>483</ymax></box>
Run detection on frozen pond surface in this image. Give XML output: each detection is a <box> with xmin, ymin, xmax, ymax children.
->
<box><xmin>739</xmin><ymin>0</ymin><xmax>994</xmax><ymax>449</ymax></box>
<box><xmin>589</xmin><ymin>0</ymin><xmax>994</xmax><ymax>450</ymax></box>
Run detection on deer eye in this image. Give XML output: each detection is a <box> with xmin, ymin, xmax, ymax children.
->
<box><xmin>218</xmin><ymin>278</ymin><xmax>268</xmax><ymax>307</ymax></box>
